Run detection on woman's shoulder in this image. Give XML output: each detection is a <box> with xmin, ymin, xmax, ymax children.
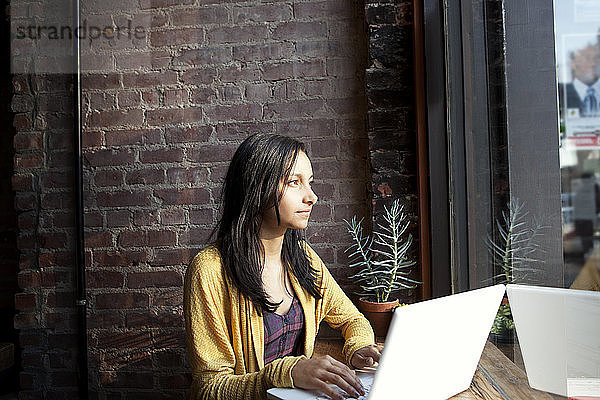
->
<box><xmin>187</xmin><ymin>244</ymin><xmax>224</xmax><ymax>281</ymax></box>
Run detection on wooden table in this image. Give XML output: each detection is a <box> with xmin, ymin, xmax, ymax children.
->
<box><xmin>314</xmin><ymin>339</ymin><xmax>566</xmax><ymax>400</ymax></box>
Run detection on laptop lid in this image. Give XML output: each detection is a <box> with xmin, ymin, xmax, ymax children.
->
<box><xmin>368</xmin><ymin>284</ymin><xmax>505</xmax><ymax>399</ymax></box>
<box><xmin>267</xmin><ymin>284</ymin><xmax>505</xmax><ymax>400</ymax></box>
<box><xmin>506</xmin><ymin>284</ymin><xmax>600</xmax><ymax>397</ymax></box>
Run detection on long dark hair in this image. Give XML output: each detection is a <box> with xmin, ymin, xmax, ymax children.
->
<box><xmin>215</xmin><ymin>133</ymin><xmax>321</xmax><ymax>314</ymax></box>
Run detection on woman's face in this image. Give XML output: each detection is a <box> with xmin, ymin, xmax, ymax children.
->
<box><xmin>260</xmin><ymin>151</ymin><xmax>318</xmax><ymax>238</ymax></box>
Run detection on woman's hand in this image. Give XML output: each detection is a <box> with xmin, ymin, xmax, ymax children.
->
<box><xmin>291</xmin><ymin>355</ymin><xmax>365</xmax><ymax>400</ymax></box>
<box><xmin>350</xmin><ymin>344</ymin><xmax>383</xmax><ymax>369</ymax></box>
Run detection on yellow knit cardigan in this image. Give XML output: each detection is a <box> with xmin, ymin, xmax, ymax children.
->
<box><xmin>184</xmin><ymin>244</ymin><xmax>375</xmax><ymax>400</ymax></box>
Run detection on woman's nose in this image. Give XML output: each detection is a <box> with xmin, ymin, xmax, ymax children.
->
<box><xmin>305</xmin><ymin>187</ymin><xmax>317</xmax><ymax>205</ymax></box>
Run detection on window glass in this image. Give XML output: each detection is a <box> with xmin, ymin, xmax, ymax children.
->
<box><xmin>555</xmin><ymin>0</ymin><xmax>600</xmax><ymax>291</ymax></box>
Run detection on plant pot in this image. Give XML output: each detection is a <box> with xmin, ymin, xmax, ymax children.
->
<box><xmin>358</xmin><ymin>298</ymin><xmax>399</xmax><ymax>338</ymax></box>
<box><xmin>490</xmin><ymin>328</ymin><xmax>515</xmax><ymax>344</ymax></box>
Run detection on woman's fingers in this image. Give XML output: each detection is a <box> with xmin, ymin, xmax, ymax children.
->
<box><xmin>326</xmin><ymin>358</ymin><xmax>365</xmax><ymax>396</ymax></box>
<box><xmin>292</xmin><ymin>356</ymin><xmax>366</xmax><ymax>399</ymax></box>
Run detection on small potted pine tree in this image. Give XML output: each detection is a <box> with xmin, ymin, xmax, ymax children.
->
<box><xmin>344</xmin><ymin>199</ymin><xmax>419</xmax><ymax>337</ymax></box>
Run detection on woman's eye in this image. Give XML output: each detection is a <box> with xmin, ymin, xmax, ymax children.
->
<box><xmin>288</xmin><ymin>179</ymin><xmax>299</xmax><ymax>186</ymax></box>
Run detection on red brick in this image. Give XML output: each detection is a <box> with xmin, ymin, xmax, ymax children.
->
<box><xmin>294</xmin><ymin>1</ymin><xmax>354</xmax><ymax>19</ymax></box>
<box><xmin>147</xmin><ymin>230</ymin><xmax>177</xmax><ymax>247</ymax></box>
<box><xmin>87</xmin><ymin>270</ymin><xmax>125</xmax><ymax>288</ymax></box>
<box><xmin>94</xmin><ymin>170</ymin><xmax>124</xmax><ymax>187</ymax></box>
<box><xmin>206</xmin><ymin>26</ymin><xmax>269</xmax><ymax>44</ymax></box>
<box><xmin>264</xmin><ymin>99</ymin><xmax>325</xmax><ymax>119</ymax></box>
<box><xmin>139</xmin><ymin>148</ymin><xmax>184</xmax><ymax>163</ymax></box>
<box><xmin>81</xmin><ymin>73</ymin><xmax>121</xmax><ymax>90</ymax></box>
<box><xmin>233</xmin><ymin>4</ymin><xmax>292</xmax><ymax>23</ymax></box>
<box><xmin>117</xmin><ymin>230</ymin><xmax>148</xmax><ymax>247</ymax></box>
<box><xmin>14</xmin><ymin>152</ymin><xmax>44</xmax><ymax>169</ymax></box>
<box><xmin>45</xmin><ymin>291</ymin><xmax>75</xmax><ymax>308</ymax></box>
<box><xmin>178</xmin><ymin>227</ymin><xmax>212</xmax><ymax>245</ymax></box>
<box><xmin>142</xmin><ymin>90</ymin><xmax>160</xmax><ymax>106</ymax></box>
<box><xmin>13</xmin><ymin>114</ymin><xmax>32</xmax><ymax>130</ymax></box>
<box><xmin>152</xmin><ymin>248</ymin><xmax>197</xmax><ymax>266</ymax></box>
<box><xmin>215</xmin><ymin>121</ymin><xmax>273</xmax><ymax>137</ymax></box>
<box><xmin>187</xmin><ymin>144</ymin><xmax>236</xmax><ymax>163</ymax></box>
<box><xmin>262</xmin><ymin>62</ymin><xmax>294</xmax><ymax>81</ymax></box>
<box><xmin>89</xmin><ymin>109</ymin><xmax>144</xmax><ymax>128</ymax></box>
<box><xmin>181</xmin><ymin>67</ymin><xmax>218</xmax><ymax>84</ymax></box>
<box><xmin>275</xmin><ymin>119</ymin><xmax>335</xmax><ymax>137</ymax></box>
<box><xmin>96</xmin><ymin>190</ymin><xmax>152</xmax><ymax>207</ymax></box>
<box><xmin>106</xmin><ymin>210</ymin><xmax>131</xmax><ymax>227</ymax></box>
<box><xmin>164</xmin><ymin>88</ymin><xmax>188</xmax><ymax>106</ymax></box>
<box><xmin>96</xmin><ymin>292</ymin><xmax>149</xmax><ymax>309</ymax></box>
<box><xmin>125</xmin><ymin>169</ymin><xmax>166</xmax><ymax>185</ymax></box>
<box><xmin>14</xmin><ymin>293</ymin><xmax>36</xmax><ymax>309</ymax></box>
<box><xmin>86</xmin><ymin>311</ymin><xmax>124</xmax><ymax>329</ymax></box>
<box><xmin>105</xmin><ymin>128</ymin><xmax>162</xmax><ymax>146</ymax></box>
<box><xmin>85</xmin><ymin>211</ymin><xmax>103</xmax><ymax>227</ymax></box>
<box><xmin>204</xmin><ymin>104</ymin><xmax>262</xmax><ymax>122</ymax></box>
<box><xmin>154</xmin><ymin>188</ymin><xmax>210</xmax><ymax>205</ymax></box>
<box><xmin>48</xmin><ymin>131</ymin><xmax>72</xmax><ymax>150</ymax></box>
<box><xmin>140</xmin><ymin>0</ymin><xmax>194</xmax><ymax>9</ymax></box>
<box><xmin>12</xmin><ymin>173</ymin><xmax>34</xmax><ymax>191</ymax></box>
<box><xmin>13</xmin><ymin>75</ymin><xmax>29</xmax><ymax>93</ymax></box>
<box><xmin>272</xmin><ymin>21</ymin><xmax>327</xmax><ymax>40</ymax></box>
<box><xmin>134</xmin><ymin>209</ymin><xmax>159</xmax><ymax>226</ymax></box>
<box><xmin>190</xmin><ymin>87</ymin><xmax>217</xmax><ymax>103</ymax></box>
<box><xmin>127</xmin><ymin>271</ymin><xmax>182</xmax><ymax>288</ymax></box>
<box><xmin>13</xmin><ymin>131</ymin><xmax>43</xmax><ymax>151</ymax></box>
<box><xmin>17</xmin><ymin>234</ymin><xmax>36</xmax><ymax>250</ymax></box>
<box><xmin>18</xmin><ymin>212</ymin><xmax>36</xmax><ymax>230</ymax></box>
<box><xmin>172</xmin><ymin>7</ymin><xmax>229</xmax><ymax>26</ymax></box>
<box><xmin>85</xmin><ymin>231</ymin><xmax>113</xmax><ymax>247</ymax></box>
<box><xmin>96</xmin><ymin>330</ymin><xmax>152</xmax><ymax>349</ymax></box>
<box><xmin>146</xmin><ymin>107</ymin><xmax>203</xmax><ymax>126</ymax></box>
<box><xmin>93</xmin><ymin>250</ymin><xmax>148</xmax><ymax>267</ymax></box>
<box><xmin>126</xmin><ymin>311</ymin><xmax>183</xmax><ymax>328</ymax></box>
<box><xmin>15</xmin><ymin>194</ymin><xmax>36</xmax><ymax>211</ymax></box>
<box><xmin>189</xmin><ymin>208</ymin><xmax>214</xmax><ymax>225</ymax></box>
<box><xmin>39</xmin><ymin>232</ymin><xmax>68</xmax><ymax>249</ymax></box>
<box><xmin>151</xmin><ymin>289</ymin><xmax>183</xmax><ymax>307</ymax></box>
<box><xmin>14</xmin><ymin>312</ymin><xmax>38</xmax><ymax>329</ymax></box>
<box><xmin>41</xmin><ymin>171</ymin><xmax>72</xmax><ymax>189</ymax></box>
<box><xmin>219</xmin><ymin>64</ymin><xmax>261</xmax><ymax>83</ymax></box>
<box><xmin>164</xmin><ymin>125</ymin><xmax>212</xmax><ymax>144</ymax></box>
<box><xmin>38</xmin><ymin>251</ymin><xmax>74</xmax><ymax>268</ymax></box>
<box><xmin>150</xmin><ymin>28</ymin><xmax>203</xmax><ymax>47</ymax></box>
<box><xmin>159</xmin><ymin>209</ymin><xmax>185</xmax><ymax>225</ymax></box>
<box><xmin>85</xmin><ymin>92</ymin><xmax>117</xmax><ymax>111</ymax></box>
<box><xmin>83</xmin><ymin>130</ymin><xmax>102</xmax><ymax>149</ymax></box>
<box><xmin>233</xmin><ymin>43</ymin><xmax>294</xmax><ymax>62</ymax></box>
<box><xmin>122</xmin><ymin>71</ymin><xmax>178</xmax><ymax>88</ymax></box>
<box><xmin>117</xmin><ymin>91</ymin><xmax>142</xmax><ymax>108</ymax></box>
<box><xmin>219</xmin><ymin>85</ymin><xmax>242</xmax><ymax>101</ymax></box>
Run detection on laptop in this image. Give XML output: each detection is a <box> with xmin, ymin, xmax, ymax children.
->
<box><xmin>267</xmin><ymin>284</ymin><xmax>506</xmax><ymax>400</ymax></box>
<box><xmin>506</xmin><ymin>284</ymin><xmax>600</xmax><ymax>398</ymax></box>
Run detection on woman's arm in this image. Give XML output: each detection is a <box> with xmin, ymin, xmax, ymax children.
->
<box><xmin>306</xmin><ymin>247</ymin><xmax>376</xmax><ymax>365</ymax></box>
<box><xmin>184</xmin><ymin>251</ymin><xmax>304</xmax><ymax>400</ymax></box>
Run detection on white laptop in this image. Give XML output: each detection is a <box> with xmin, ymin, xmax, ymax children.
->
<box><xmin>267</xmin><ymin>284</ymin><xmax>506</xmax><ymax>400</ymax></box>
<box><xmin>506</xmin><ymin>284</ymin><xmax>600</xmax><ymax>398</ymax></box>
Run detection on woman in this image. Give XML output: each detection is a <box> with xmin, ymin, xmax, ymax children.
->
<box><xmin>184</xmin><ymin>133</ymin><xmax>381</xmax><ymax>400</ymax></box>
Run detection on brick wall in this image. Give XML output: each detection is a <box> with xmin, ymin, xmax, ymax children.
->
<box><xmin>11</xmin><ymin>71</ymin><xmax>80</xmax><ymax>400</ymax></box>
<box><xmin>10</xmin><ymin>0</ymin><xmax>420</xmax><ymax>398</ymax></box>
<box><xmin>364</xmin><ymin>0</ymin><xmax>420</xmax><ymax>302</ymax></box>
<box><xmin>79</xmin><ymin>0</ymin><xmax>370</xmax><ymax>398</ymax></box>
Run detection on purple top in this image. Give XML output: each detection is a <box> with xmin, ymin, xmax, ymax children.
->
<box><xmin>263</xmin><ymin>295</ymin><xmax>305</xmax><ymax>365</ymax></box>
